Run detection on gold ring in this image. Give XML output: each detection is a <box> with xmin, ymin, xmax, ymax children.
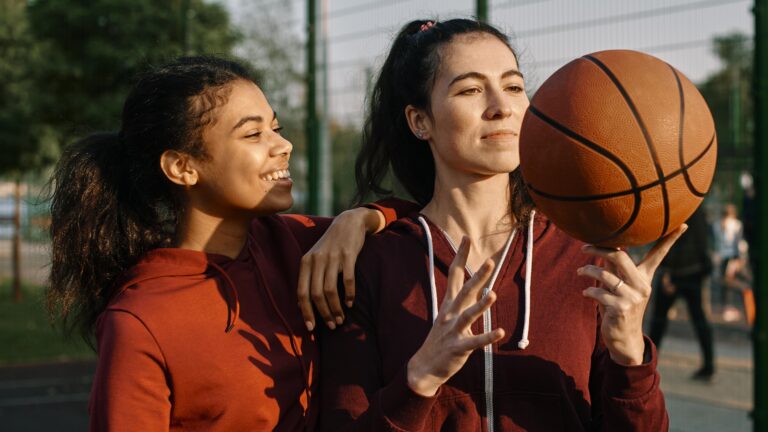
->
<box><xmin>610</xmin><ymin>278</ymin><xmax>624</xmax><ymax>294</ymax></box>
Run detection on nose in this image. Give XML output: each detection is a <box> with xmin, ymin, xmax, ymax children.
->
<box><xmin>271</xmin><ymin>133</ymin><xmax>293</xmax><ymax>158</ymax></box>
<box><xmin>483</xmin><ymin>88</ymin><xmax>513</xmax><ymax>120</ymax></box>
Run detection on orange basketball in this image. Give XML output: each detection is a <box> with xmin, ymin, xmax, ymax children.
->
<box><xmin>519</xmin><ymin>50</ymin><xmax>717</xmax><ymax>247</ymax></box>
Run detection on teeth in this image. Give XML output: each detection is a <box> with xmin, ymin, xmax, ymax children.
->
<box><xmin>262</xmin><ymin>169</ymin><xmax>291</xmax><ymax>181</ymax></box>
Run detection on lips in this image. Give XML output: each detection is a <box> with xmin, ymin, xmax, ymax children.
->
<box><xmin>482</xmin><ymin>130</ymin><xmax>518</xmax><ymax>139</ymax></box>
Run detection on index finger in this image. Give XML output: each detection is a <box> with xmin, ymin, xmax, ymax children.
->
<box><xmin>341</xmin><ymin>251</ymin><xmax>356</xmax><ymax>308</ymax></box>
<box><xmin>638</xmin><ymin>224</ymin><xmax>688</xmax><ymax>275</ymax></box>
<box><xmin>444</xmin><ymin>237</ymin><xmax>470</xmax><ymax>307</ymax></box>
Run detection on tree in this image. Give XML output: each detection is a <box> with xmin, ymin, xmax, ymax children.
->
<box><xmin>0</xmin><ymin>0</ymin><xmax>55</xmax><ymax>173</ymax></box>
<box><xmin>697</xmin><ymin>32</ymin><xmax>753</xmax><ymax>208</ymax></box>
<box><xmin>26</xmin><ymin>0</ymin><xmax>242</xmax><ymax>140</ymax></box>
<box><xmin>698</xmin><ymin>32</ymin><xmax>753</xmax><ymax>161</ymax></box>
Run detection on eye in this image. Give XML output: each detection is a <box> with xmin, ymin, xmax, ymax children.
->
<box><xmin>273</xmin><ymin>126</ymin><xmax>284</xmax><ymax>135</ymax></box>
<box><xmin>506</xmin><ymin>84</ymin><xmax>525</xmax><ymax>93</ymax></box>
<box><xmin>460</xmin><ymin>87</ymin><xmax>482</xmax><ymax>95</ymax></box>
<box><xmin>245</xmin><ymin>131</ymin><xmax>262</xmax><ymax>139</ymax></box>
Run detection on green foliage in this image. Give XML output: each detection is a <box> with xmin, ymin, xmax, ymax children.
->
<box><xmin>330</xmin><ymin>122</ymin><xmax>362</xmax><ymax>212</ymax></box>
<box><xmin>27</xmin><ymin>0</ymin><xmax>242</xmax><ymax>140</ymax></box>
<box><xmin>698</xmin><ymin>32</ymin><xmax>753</xmax><ymax>161</ymax></box>
<box><xmin>0</xmin><ymin>0</ymin><xmax>55</xmax><ymax>173</ymax></box>
<box><xmin>0</xmin><ymin>281</ymin><xmax>93</xmax><ymax>365</ymax></box>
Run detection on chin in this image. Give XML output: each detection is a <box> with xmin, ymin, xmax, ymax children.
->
<box><xmin>252</xmin><ymin>194</ymin><xmax>295</xmax><ymax>216</ymax></box>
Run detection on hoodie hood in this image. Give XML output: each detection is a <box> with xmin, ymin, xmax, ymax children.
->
<box><xmin>115</xmin><ymin>247</ymin><xmax>247</xmax><ymax>333</ymax></box>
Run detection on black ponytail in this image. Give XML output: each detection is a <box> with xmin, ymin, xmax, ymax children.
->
<box><xmin>47</xmin><ymin>56</ymin><xmax>255</xmax><ymax>343</ymax></box>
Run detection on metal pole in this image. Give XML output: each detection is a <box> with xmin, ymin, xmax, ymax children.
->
<box><xmin>318</xmin><ymin>0</ymin><xmax>332</xmax><ymax>215</ymax></box>
<box><xmin>12</xmin><ymin>178</ymin><xmax>21</xmax><ymax>303</ymax></box>
<box><xmin>753</xmin><ymin>0</ymin><xmax>768</xmax><ymax>430</ymax></box>
<box><xmin>476</xmin><ymin>0</ymin><xmax>488</xmax><ymax>22</ymax></box>
<box><xmin>306</xmin><ymin>0</ymin><xmax>320</xmax><ymax>214</ymax></box>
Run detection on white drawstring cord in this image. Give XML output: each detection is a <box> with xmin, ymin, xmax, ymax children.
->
<box><xmin>417</xmin><ymin>216</ymin><xmax>440</xmax><ymax>323</ymax></box>
<box><xmin>517</xmin><ymin>209</ymin><xmax>536</xmax><ymax>349</ymax></box>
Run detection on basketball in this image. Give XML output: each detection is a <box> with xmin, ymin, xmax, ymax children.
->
<box><xmin>519</xmin><ymin>50</ymin><xmax>717</xmax><ymax>247</ymax></box>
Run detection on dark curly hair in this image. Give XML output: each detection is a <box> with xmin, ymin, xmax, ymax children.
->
<box><xmin>47</xmin><ymin>56</ymin><xmax>256</xmax><ymax>343</ymax></box>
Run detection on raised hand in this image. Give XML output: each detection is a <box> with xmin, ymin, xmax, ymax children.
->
<box><xmin>578</xmin><ymin>224</ymin><xmax>688</xmax><ymax>365</ymax></box>
<box><xmin>407</xmin><ymin>237</ymin><xmax>506</xmax><ymax>397</ymax></box>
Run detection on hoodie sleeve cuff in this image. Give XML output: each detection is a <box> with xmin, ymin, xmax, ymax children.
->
<box><xmin>603</xmin><ymin>336</ymin><xmax>659</xmax><ymax>400</ymax></box>
<box><xmin>377</xmin><ymin>366</ymin><xmax>438</xmax><ymax>431</ymax></box>
<box><xmin>362</xmin><ymin>198</ymin><xmax>420</xmax><ymax>226</ymax></box>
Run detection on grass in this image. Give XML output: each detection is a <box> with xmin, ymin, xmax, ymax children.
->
<box><xmin>0</xmin><ymin>280</ymin><xmax>94</xmax><ymax>365</ymax></box>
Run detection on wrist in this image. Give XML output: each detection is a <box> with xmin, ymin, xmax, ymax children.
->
<box><xmin>609</xmin><ymin>334</ymin><xmax>646</xmax><ymax>366</ymax></box>
<box><xmin>407</xmin><ymin>356</ymin><xmax>441</xmax><ymax>397</ymax></box>
<box><xmin>355</xmin><ymin>207</ymin><xmax>386</xmax><ymax>234</ymax></box>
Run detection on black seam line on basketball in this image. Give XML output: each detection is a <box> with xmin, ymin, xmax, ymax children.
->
<box><xmin>671</xmin><ymin>65</ymin><xmax>708</xmax><ymax>198</ymax></box>
<box><xmin>526</xmin><ymin>105</ymin><xmax>641</xmax><ymax>244</ymax></box>
<box><xmin>582</xmin><ymin>54</ymin><xmax>671</xmax><ymax>240</ymax></box>
<box><xmin>524</xmin><ymin>132</ymin><xmax>715</xmax><ymax>202</ymax></box>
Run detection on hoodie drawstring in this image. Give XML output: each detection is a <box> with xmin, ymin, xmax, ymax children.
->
<box><xmin>416</xmin><ymin>211</ymin><xmax>536</xmax><ymax>349</ymax></box>
<box><xmin>247</xmin><ymin>239</ymin><xmax>313</xmax><ymax>412</ymax></box>
<box><xmin>518</xmin><ymin>209</ymin><xmax>536</xmax><ymax>349</ymax></box>
<box><xmin>208</xmin><ymin>261</ymin><xmax>241</xmax><ymax>333</ymax></box>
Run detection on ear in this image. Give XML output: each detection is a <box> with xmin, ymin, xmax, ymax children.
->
<box><xmin>404</xmin><ymin>105</ymin><xmax>433</xmax><ymax>141</ymax></box>
<box><xmin>160</xmin><ymin>150</ymin><xmax>199</xmax><ymax>186</ymax></box>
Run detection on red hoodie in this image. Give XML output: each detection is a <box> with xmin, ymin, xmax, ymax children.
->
<box><xmin>321</xmin><ymin>213</ymin><xmax>669</xmax><ymax>431</ymax></box>
<box><xmin>89</xmin><ymin>200</ymin><xmax>414</xmax><ymax>432</ymax></box>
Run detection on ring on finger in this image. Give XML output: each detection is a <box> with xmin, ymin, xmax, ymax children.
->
<box><xmin>609</xmin><ymin>278</ymin><xmax>624</xmax><ymax>294</ymax></box>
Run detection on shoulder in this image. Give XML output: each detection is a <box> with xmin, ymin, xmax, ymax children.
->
<box><xmin>358</xmin><ymin>218</ymin><xmax>425</xmax><ymax>266</ymax></box>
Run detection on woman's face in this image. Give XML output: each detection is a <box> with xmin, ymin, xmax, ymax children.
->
<box><xmin>420</xmin><ymin>33</ymin><xmax>529</xmax><ymax>177</ymax></box>
<box><xmin>192</xmin><ymin>79</ymin><xmax>294</xmax><ymax>217</ymax></box>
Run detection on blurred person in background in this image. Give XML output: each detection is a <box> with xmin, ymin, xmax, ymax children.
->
<box><xmin>714</xmin><ymin>203</ymin><xmax>744</xmax><ymax>321</ymax></box>
<box><xmin>649</xmin><ymin>205</ymin><xmax>715</xmax><ymax>381</ymax></box>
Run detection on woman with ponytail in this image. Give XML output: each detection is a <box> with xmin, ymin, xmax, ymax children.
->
<box><xmin>48</xmin><ymin>56</ymin><xmax>412</xmax><ymax>431</ymax></box>
<box><xmin>320</xmin><ymin>19</ymin><xmax>681</xmax><ymax>431</ymax></box>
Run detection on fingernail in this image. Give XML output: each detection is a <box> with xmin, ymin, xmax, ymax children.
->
<box><xmin>305</xmin><ymin>321</ymin><xmax>314</xmax><ymax>331</ymax></box>
<box><xmin>335</xmin><ymin>316</ymin><xmax>344</xmax><ymax>325</ymax></box>
<box><xmin>576</xmin><ymin>266</ymin><xmax>584</xmax><ymax>274</ymax></box>
<box><xmin>346</xmin><ymin>300</ymin><xmax>354</xmax><ymax>308</ymax></box>
<box><xmin>327</xmin><ymin>321</ymin><xmax>336</xmax><ymax>330</ymax></box>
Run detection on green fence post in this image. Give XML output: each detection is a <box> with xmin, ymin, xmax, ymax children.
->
<box><xmin>306</xmin><ymin>0</ymin><xmax>319</xmax><ymax>214</ymax></box>
<box><xmin>476</xmin><ymin>0</ymin><xmax>488</xmax><ymax>22</ymax></box>
<box><xmin>754</xmin><ymin>0</ymin><xmax>768</xmax><ymax>430</ymax></box>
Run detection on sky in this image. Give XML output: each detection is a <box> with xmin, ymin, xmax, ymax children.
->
<box><xmin>223</xmin><ymin>0</ymin><xmax>754</xmax><ymax>124</ymax></box>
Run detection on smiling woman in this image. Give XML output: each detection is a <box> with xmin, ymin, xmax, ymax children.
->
<box><xmin>45</xmin><ymin>56</ymin><xmax>413</xmax><ymax>431</ymax></box>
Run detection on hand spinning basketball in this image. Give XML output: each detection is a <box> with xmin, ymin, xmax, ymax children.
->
<box><xmin>520</xmin><ymin>50</ymin><xmax>716</xmax><ymax>247</ymax></box>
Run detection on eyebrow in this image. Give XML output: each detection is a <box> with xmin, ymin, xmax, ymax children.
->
<box><xmin>232</xmin><ymin>111</ymin><xmax>278</xmax><ymax>131</ymax></box>
<box><xmin>448</xmin><ymin>69</ymin><xmax>524</xmax><ymax>87</ymax></box>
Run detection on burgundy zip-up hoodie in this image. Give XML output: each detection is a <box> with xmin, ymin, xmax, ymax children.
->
<box><xmin>89</xmin><ymin>199</ymin><xmax>415</xmax><ymax>432</ymax></box>
<box><xmin>321</xmin><ymin>213</ymin><xmax>668</xmax><ymax>431</ymax></box>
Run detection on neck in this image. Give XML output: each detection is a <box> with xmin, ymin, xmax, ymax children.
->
<box><xmin>421</xmin><ymin>171</ymin><xmax>514</xmax><ymax>270</ymax></box>
<box><xmin>176</xmin><ymin>207</ymin><xmax>251</xmax><ymax>259</ymax></box>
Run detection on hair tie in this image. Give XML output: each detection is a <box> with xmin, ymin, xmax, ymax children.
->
<box><xmin>419</xmin><ymin>21</ymin><xmax>435</xmax><ymax>32</ymax></box>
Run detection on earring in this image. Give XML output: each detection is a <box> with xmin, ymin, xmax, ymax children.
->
<box><xmin>415</xmin><ymin>130</ymin><xmax>426</xmax><ymax>140</ymax></box>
